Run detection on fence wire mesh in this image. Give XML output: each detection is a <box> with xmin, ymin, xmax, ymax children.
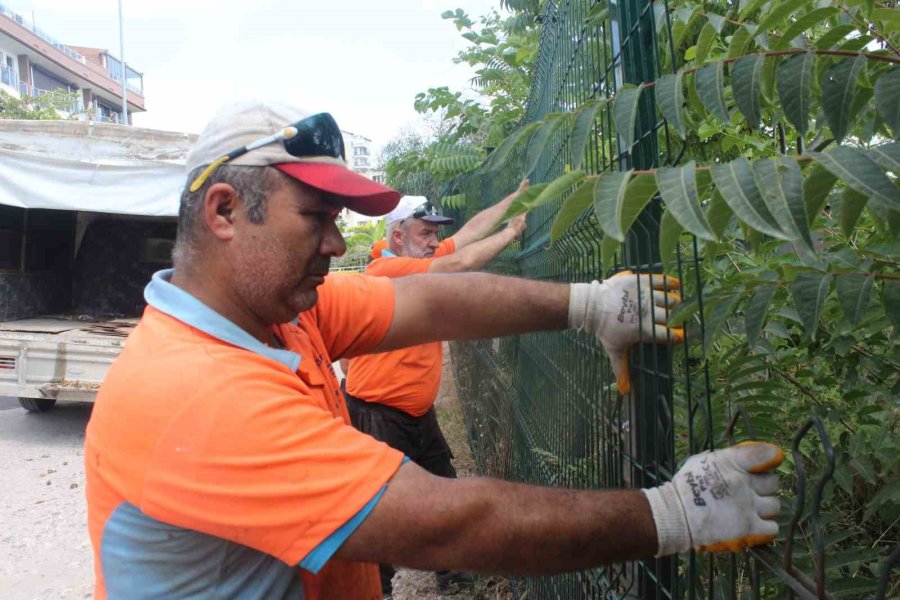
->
<box><xmin>441</xmin><ymin>1</ymin><xmax>897</xmax><ymax>598</ymax></box>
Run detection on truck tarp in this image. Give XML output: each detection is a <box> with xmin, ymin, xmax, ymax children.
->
<box><xmin>0</xmin><ymin>119</ymin><xmax>197</xmax><ymax>217</ymax></box>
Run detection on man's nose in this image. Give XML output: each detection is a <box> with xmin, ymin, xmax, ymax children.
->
<box><xmin>321</xmin><ymin>222</ymin><xmax>346</xmax><ymax>257</ymax></box>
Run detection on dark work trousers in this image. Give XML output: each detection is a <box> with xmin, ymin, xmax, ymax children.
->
<box><xmin>344</xmin><ymin>390</ymin><xmax>457</xmax><ymax>594</ymax></box>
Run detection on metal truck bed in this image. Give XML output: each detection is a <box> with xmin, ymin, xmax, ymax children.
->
<box><xmin>0</xmin><ymin>316</ymin><xmax>136</xmax><ymax>406</ymax></box>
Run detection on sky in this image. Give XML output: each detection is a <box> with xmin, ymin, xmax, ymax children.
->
<box><xmin>7</xmin><ymin>0</ymin><xmax>500</xmax><ymax>149</ymax></box>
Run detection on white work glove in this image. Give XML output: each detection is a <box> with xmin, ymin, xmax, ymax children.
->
<box><xmin>642</xmin><ymin>442</ymin><xmax>784</xmax><ymax>556</ymax></box>
<box><xmin>568</xmin><ymin>270</ymin><xmax>683</xmax><ymax>394</ymax></box>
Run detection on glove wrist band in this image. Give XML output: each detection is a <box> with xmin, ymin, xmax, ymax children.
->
<box><xmin>568</xmin><ymin>281</ymin><xmax>601</xmax><ymax>331</ymax></box>
<box><xmin>642</xmin><ymin>484</ymin><xmax>692</xmax><ymax>557</ymax></box>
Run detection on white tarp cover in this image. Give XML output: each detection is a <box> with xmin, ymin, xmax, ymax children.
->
<box><xmin>0</xmin><ymin>120</ymin><xmax>197</xmax><ymax>217</ymax></box>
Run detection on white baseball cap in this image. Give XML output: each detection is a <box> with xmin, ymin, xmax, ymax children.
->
<box><xmin>384</xmin><ymin>195</ymin><xmax>455</xmax><ymax>226</ymax></box>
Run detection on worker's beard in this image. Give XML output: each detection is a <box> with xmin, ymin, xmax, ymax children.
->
<box><xmin>400</xmin><ymin>232</ymin><xmax>434</xmax><ymax>259</ymax></box>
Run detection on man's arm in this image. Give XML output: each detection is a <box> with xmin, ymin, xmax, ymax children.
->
<box><xmin>429</xmin><ymin>214</ymin><xmax>526</xmax><ymax>274</ymax></box>
<box><xmin>335</xmin><ymin>461</ymin><xmax>657</xmax><ymax>575</ymax></box>
<box><xmin>336</xmin><ymin>442</ymin><xmax>784</xmax><ymax>573</ymax></box>
<box><xmin>449</xmin><ymin>179</ymin><xmax>529</xmax><ymax>249</ymax></box>
<box><xmin>373</xmin><ymin>273</ymin><xmax>570</xmax><ymax>352</ymax></box>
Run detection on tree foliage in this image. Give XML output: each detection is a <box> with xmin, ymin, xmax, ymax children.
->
<box><xmin>422</xmin><ymin>0</ymin><xmax>898</xmax><ymax>593</ymax></box>
<box><xmin>0</xmin><ymin>89</ymin><xmax>84</xmax><ymax>120</ymax></box>
<box><xmin>383</xmin><ymin>3</ymin><xmax>542</xmax><ymax>197</ymax></box>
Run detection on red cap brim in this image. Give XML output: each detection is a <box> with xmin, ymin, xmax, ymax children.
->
<box><xmin>274</xmin><ymin>162</ymin><xmax>400</xmax><ymax>216</ymax></box>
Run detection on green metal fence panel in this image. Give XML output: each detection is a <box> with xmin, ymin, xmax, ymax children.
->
<box><xmin>442</xmin><ymin>1</ymin><xmax>897</xmax><ymax>599</ymax></box>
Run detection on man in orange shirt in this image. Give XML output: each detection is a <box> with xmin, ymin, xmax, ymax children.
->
<box><xmin>345</xmin><ymin>192</ymin><xmax>527</xmax><ymax>594</ymax></box>
<box><xmin>84</xmin><ymin>100</ymin><xmax>784</xmax><ymax>600</ymax></box>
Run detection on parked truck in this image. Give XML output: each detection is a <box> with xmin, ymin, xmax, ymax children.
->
<box><xmin>0</xmin><ymin>119</ymin><xmax>195</xmax><ymax>411</ymax></box>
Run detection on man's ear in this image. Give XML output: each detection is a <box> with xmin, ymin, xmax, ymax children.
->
<box><xmin>391</xmin><ymin>223</ymin><xmax>404</xmax><ymax>249</ymax></box>
<box><xmin>202</xmin><ymin>183</ymin><xmax>240</xmax><ymax>242</ymax></box>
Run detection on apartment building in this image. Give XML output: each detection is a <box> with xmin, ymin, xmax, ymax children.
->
<box><xmin>0</xmin><ymin>2</ymin><xmax>144</xmax><ymax>123</ymax></box>
<box><xmin>340</xmin><ymin>129</ymin><xmax>386</xmax><ymax>227</ymax></box>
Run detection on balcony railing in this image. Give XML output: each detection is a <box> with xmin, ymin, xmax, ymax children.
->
<box><xmin>1</xmin><ymin>64</ymin><xmax>17</xmax><ymax>88</ymax></box>
<box><xmin>0</xmin><ymin>2</ymin><xmax>87</xmax><ymax>65</ymax></box>
<box><xmin>105</xmin><ymin>54</ymin><xmax>143</xmax><ymax>96</ymax></box>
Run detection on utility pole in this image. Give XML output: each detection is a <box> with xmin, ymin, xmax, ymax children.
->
<box><xmin>118</xmin><ymin>0</ymin><xmax>128</xmax><ymax>125</ymax></box>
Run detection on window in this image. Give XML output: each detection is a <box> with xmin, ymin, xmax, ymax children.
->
<box><xmin>0</xmin><ymin>205</ymin><xmax>25</xmax><ymax>271</ymax></box>
<box><xmin>353</xmin><ymin>156</ymin><xmax>369</xmax><ymax>167</ymax></box>
<box><xmin>31</xmin><ymin>67</ymin><xmax>72</xmax><ymax>93</ymax></box>
<box><xmin>353</xmin><ymin>146</ymin><xmax>369</xmax><ymax>156</ymax></box>
<box><xmin>96</xmin><ymin>102</ymin><xmax>121</xmax><ymax>123</ymax></box>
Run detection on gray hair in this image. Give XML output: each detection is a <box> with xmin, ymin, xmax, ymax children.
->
<box><xmin>173</xmin><ymin>165</ymin><xmax>275</xmax><ymax>265</ymax></box>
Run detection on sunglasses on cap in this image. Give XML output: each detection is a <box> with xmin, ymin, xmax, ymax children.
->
<box><xmin>188</xmin><ymin>112</ymin><xmax>346</xmax><ymax>193</ymax></box>
<box><xmin>411</xmin><ymin>202</ymin><xmax>439</xmax><ymax>218</ymax></box>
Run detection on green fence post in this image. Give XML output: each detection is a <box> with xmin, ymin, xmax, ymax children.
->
<box><xmin>617</xmin><ymin>0</ymin><xmax>676</xmax><ymax>598</ymax></box>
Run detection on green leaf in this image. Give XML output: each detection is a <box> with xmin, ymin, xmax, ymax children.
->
<box><xmin>656</xmin><ymin>161</ymin><xmax>716</xmax><ymax>240</ymax></box>
<box><xmin>484</xmin><ymin>121</ymin><xmax>540</xmax><ymax>172</ymax></box>
<box><xmin>706</xmin><ymin>190</ymin><xmax>733</xmax><ymax>238</ymax></box>
<box><xmin>790</xmin><ymin>271</ymin><xmax>832</xmax><ymax>339</ymax></box>
<box><xmin>836</xmin><ymin>273</ymin><xmax>874</xmax><ymax>326</ymax></box>
<box><xmin>600</xmin><ymin>234</ymin><xmax>619</xmax><ymax>277</ymax></box>
<box><xmin>872</xmin><ymin>7</ymin><xmax>900</xmax><ymax>33</ymax></box>
<box><xmin>883</xmin><ymin>279</ymin><xmax>900</xmax><ymax>331</ymax></box>
<box><xmin>850</xmin><ymin>455</ymin><xmax>877</xmax><ymax>484</ymax></box>
<box><xmin>612</xmin><ymin>84</ymin><xmax>643</xmax><ymax>150</ymax></box>
<box><xmin>711</xmin><ymin>159</ymin><xmax>788</xmax><ymax>239</ymax></box>
<box><xmin>706</xmin><ymin>12</ymin><xmax>726</xmax><ymax>33</ymax></box>
<box><xmin>752</xmin><ymin>158</ymin><xmax>812</xmax><ymax>246</ymax></box>
<box><xmin>499</xmin><ymin>183</ymin><xmax>549</xmax><ymax>221</ymax></box>
<box><xmin>550</xmin><ymin>180</ymin><xmax>595</xmax><ymax>244</ymax></box>
<box><xmin>739</xmin><ymin>0</ymin><xmax>768</xmax><ymax>20</ymax></box>
<box><xmin>826</xmin><ymin>548</ymin><xmax>881</xmax><ymax>570</ymax></box>
<box><xmin>696</xmin><ymin>62</ymin><xmax>730</xmax><ymax>125</ymax></box>
<box><xmin>761</xmin><ymin>54</ymin><xmax>777</xmax><ymax>102</ymax></box>
<box><xmin>732</xmin><ymin>54</ymin><xmax>765</xmax><ymax>127</ymax></box>
<box><xmin>621</xmin><ymin>174</ymin><xmax>659</xmax><ymax>232</ymax></box>
<box><xmin>593</xmin><ymin>170</ymin><xmax>632</xmax><ymax>241</ymax></box>
<box><xmin>821</xmin><ymin>54</ymin><xmax>866</xmax><ymax>143</ymax></box>
<box><xmin>776</xmin><ymin>52</ymin><xmax>815</xmax><ymax>134</ymax></box>
<box><xmin>704</xmin><ymin>294</ymin><xmax>741</xmax><ymax>350</ymax></box>
<box><xmin>867</xmin><ymin>142</ymin><xmax>900</xmax><ymax>173</ymax></box>
<box><xmin>524</xmin><ymin>114</ymin><xmax>567</xmax><ymax>178</ymax></box>
<box><xmin>659</xmin><ymin>208</ymin><xmax>683</xmax><ymax>272</ymax></box>
<box><xmin>773</xmin><ymin>7</ymin><xmax>839</xmax><ymax>51</ymax></box>
<box><xmin>568</xmin><ymin>100</ymin><xmax>606</xmax><ymax>170</ymax></box>
<box><xmin>528</xmin><ymin>171</ymin><xmax>585</xmax><ymax>211</ymax></box>
<box><xmin>757</xmin><ymin>0</ymin><xmax>807</xmax><ymax>33</ymax></box>
<box><xmin>727</xmin><ymin>26</ymin><xmax>753</xmax><ymax>59</ymax></box>
<box><xmin>809</xmin><ymin>147</ymin><xmax>900</xmax><ymax>212</ymax></box>
<box><xmin>840</xmin><ymin>187</ymin><xmax>868</xmax><ymax>236</ymax></box>
<box><xmin>814</xmin><ymin>24</ymin><xmax>856</xmax><ymax>50</ymax></box>
<box><xmin>874</xmin><ymin>68</ymin><xmax>900</xmax><ymax>139</ymax></box>
<box><xmin>657</xmin><ymin>72</ymin><xmax>686</xmax><ymax>138</ymax></box>
<box><xmin>695</xmin><ymin>22</ymin><xmax>717</xmax><ymax>64</ymax></box>
<box><xmin>802</xmin><ymin>164</ymin><xmax>837</xmax><ymax>225</ymax></box>
<box><xmin>745</xmin><ymin>284</ymin><xmax>777</xmax><ymax>347</ymax></box>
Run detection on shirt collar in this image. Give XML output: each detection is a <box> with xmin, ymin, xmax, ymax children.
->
<box><xmin>144</xmin><ymin>269</ymin><xmax>301</xmax><ymax>372</ymax></box>
<box><xmin>381</xmin><ymin>248</ymin><xmax>397</xmax><ymax>257</ymax></box>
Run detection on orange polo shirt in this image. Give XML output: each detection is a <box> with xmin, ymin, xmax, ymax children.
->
<box><xmin>85</xmin><ymin>269</ymin><xmax>404</xmax><ymax>600</ymax></box>
<box><xmin>345</xmin><ymin>238</ymin><xmax>455</xmax><ymax>417</ymax></box>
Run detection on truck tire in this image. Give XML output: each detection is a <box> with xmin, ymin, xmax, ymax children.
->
<box><xmin>19</xmin><ymin>398</ymin><xmax>57</xmax><ymax>413</ymax></box>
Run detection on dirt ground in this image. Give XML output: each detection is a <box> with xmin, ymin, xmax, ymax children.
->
<box><xmin>0</xmin><ymin>397</ymin><xmax>93</xmax><ymax>599</ymax></box>
<box><xmin>389</xmin><ymin>346</ymin><xmax>512</xmax><ymax>600</ymax></box>
<box><xmin>0</xmin><ymin>345</ymin><xmax>512</xmax><ymax>600</ymax></box>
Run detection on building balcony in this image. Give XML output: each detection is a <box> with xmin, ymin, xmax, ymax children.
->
<box><xmin>0</xmin><ymin>2</ymin><xmax>87</xmax><ymax>65</ymax></box>
<box><xmin>0</xmin><ymin>4</ymin><xmax>145</xmax><ymax>113</ymax></box>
